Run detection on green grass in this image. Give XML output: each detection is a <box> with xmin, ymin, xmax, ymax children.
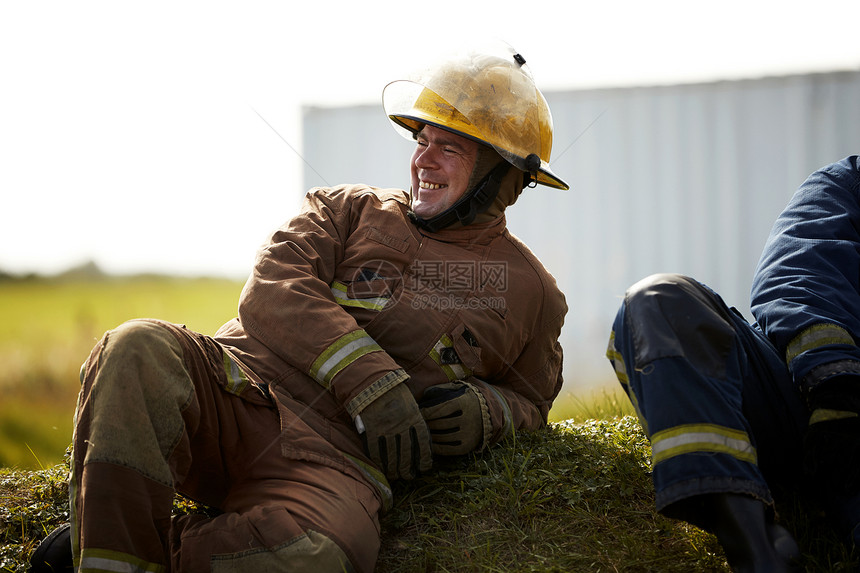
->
<box><xmin>0</xmin><ymin>275</ymin><xmax>244</xmax><ymax>469</ymax></box>
<box><xmin>548</xmin><ymin>386</ymin><xmax>636</xmax><ymax>424</ymax></box>
<box><xmin>377</xmin><ymin>417</ymin><xmax>727</xmax><ymax>572</ymax></box>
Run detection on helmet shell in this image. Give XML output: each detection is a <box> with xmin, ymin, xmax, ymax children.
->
<box><xmin>383</xmin><ymin>41</ymin><xmax>568</xmax><ymax>190</ymax></box>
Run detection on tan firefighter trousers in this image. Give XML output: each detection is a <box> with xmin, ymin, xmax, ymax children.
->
<box><xmin>70</xmin><ymin>319</ymin><xmax>381</xmax><ymax>573</ymax></box>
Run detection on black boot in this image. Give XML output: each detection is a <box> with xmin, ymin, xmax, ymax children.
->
<box><xmin>706</xmin><ymin>494</ymin><xmax>799</xmax><ymax>573</ymax></box>
<box><xmin>29</xmin><ymin>522</ymin><xmax>73</xmax><ymax>572</ymax></box>
<box><xmin>668</xmin><ymin>493</ymin><xmax>799</xmax><ymax>572</ymax></box>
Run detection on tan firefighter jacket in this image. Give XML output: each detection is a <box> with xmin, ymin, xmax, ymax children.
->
<box><xmin>214</xmin><ymin>184</ymin><xmax>567</xmax><ymax>507</ymax></box>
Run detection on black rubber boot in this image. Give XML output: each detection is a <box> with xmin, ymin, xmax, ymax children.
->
<box><xmin>706</xmin><ymin>494</ymin><xmax>799</xmax><ymax>573</ymax></box>
<box><xmin>29</xmin><ymin>522</ymin><xmax>73</xmax><ymax>572</ymax></box>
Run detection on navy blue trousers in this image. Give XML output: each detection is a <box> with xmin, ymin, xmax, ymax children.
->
<box><xmin>607</xmin><ymin>274</ymin><xmax>808</xmax><ymax>517</ymax></box>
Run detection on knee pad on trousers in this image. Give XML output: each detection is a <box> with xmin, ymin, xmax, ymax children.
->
<box><xmin>79</xmin><ymin>320</ymin><xmax>195</xmax><ymax>486</ymax></box>
<box><xmin>624</xmin><ymin>273</ymin><xmax>736</xmax><ymax>379</ymax></box>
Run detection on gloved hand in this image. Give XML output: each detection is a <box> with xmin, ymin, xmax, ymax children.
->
<box><xmin>418</xmin><ymin>381</ymin><xmax>484</xmax><ymax>456</ymax></box>
<box><xmin>355</xmin><ymin>382</ymin><xmax>432</xmax><ymax>480</ymax></box>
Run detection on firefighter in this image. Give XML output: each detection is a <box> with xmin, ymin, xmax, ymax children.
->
<box><xmin>31</xmin><ymin>41</ymin><xmax>569</xmax><ymax>573</ymax></box>
<box><xmin>606</xmin><ymin>156</ymin><xmax>860</xmax><ymax>571</ymax></box>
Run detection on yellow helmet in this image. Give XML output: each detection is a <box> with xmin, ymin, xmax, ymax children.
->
<box><xmin>383</xmin><ymin>41</ymin><xmax>569</xmax><ymax>191</ymax></box>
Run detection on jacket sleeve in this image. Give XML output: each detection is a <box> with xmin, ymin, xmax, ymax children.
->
<box><xmin>470</xmin><ymin>292</ymin><xmax>567</xmax><ymax>447</ymax></box>
<box><xmin>237</xmin><ymin>186</ymin><xmax>408</xmax><ymax>416</ymax></box>
<box><xmin>751</xmin><ymin>156</ymin><xmax>860</xmax><ymax>389</ymax></box>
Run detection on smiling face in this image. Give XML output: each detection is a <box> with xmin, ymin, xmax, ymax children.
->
<box><xmin>409</xmin><ymin>125</ymin><xmax>480</xmax><ymax>219</ymax></box>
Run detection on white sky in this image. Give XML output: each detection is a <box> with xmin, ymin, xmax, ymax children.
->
<box><xmin>3</xmin><ymin>0</ymin><xmax>859</xmax><ymax>278</ymax></box>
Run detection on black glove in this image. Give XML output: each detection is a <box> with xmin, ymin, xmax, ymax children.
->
<box><xmin>356</xmin><ymin>382</ymin><xmax>432</xmax><ymax>480</ymax></box>
<box><xmin>418</xmin><ymin>381</ymin><xmax>484</xmax><ymax>456</ymax></box>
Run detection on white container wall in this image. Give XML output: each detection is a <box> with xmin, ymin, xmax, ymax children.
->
<box><xmin>302</xmin><ymin>70</ymin><xmax>860</xmax><ymax>394</ymax></box>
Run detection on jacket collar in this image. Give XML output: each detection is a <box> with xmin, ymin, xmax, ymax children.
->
<box><xmin>415</xmin><ymin>214</ymin><xmax>507</xmax><ymax>246</ymax></box>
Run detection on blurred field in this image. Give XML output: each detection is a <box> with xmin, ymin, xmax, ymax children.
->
<box><xmin>0</xmin><ymin>275</ymin><xmax>245</xmax><ymax>469</ymax></box>
<box><xmin>0</xmin><ymin>275</ymin><xmax>630</xmax><ymax>470</ymax></box>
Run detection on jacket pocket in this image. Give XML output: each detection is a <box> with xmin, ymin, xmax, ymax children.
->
<box><xmin>451</xmin><ymin>322</ymin><xmax>483</xmax><ymax>373</ymax></box>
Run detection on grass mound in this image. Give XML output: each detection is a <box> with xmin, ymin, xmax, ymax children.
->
<box><xmin>2</xmin><ymin>417</ymin><xmax>858</xmax><ymax>572</ymax></box>
<box><xmin>377</xmin><ymin>417</ymin><xmax>725</xmax><ymax>572</ymax></box>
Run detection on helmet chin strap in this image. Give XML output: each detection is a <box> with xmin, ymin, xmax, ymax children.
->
<box><xmin>409</xmin><ymin>161</ymin><xmax>512</xmax><ymax>232</ymax></box>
